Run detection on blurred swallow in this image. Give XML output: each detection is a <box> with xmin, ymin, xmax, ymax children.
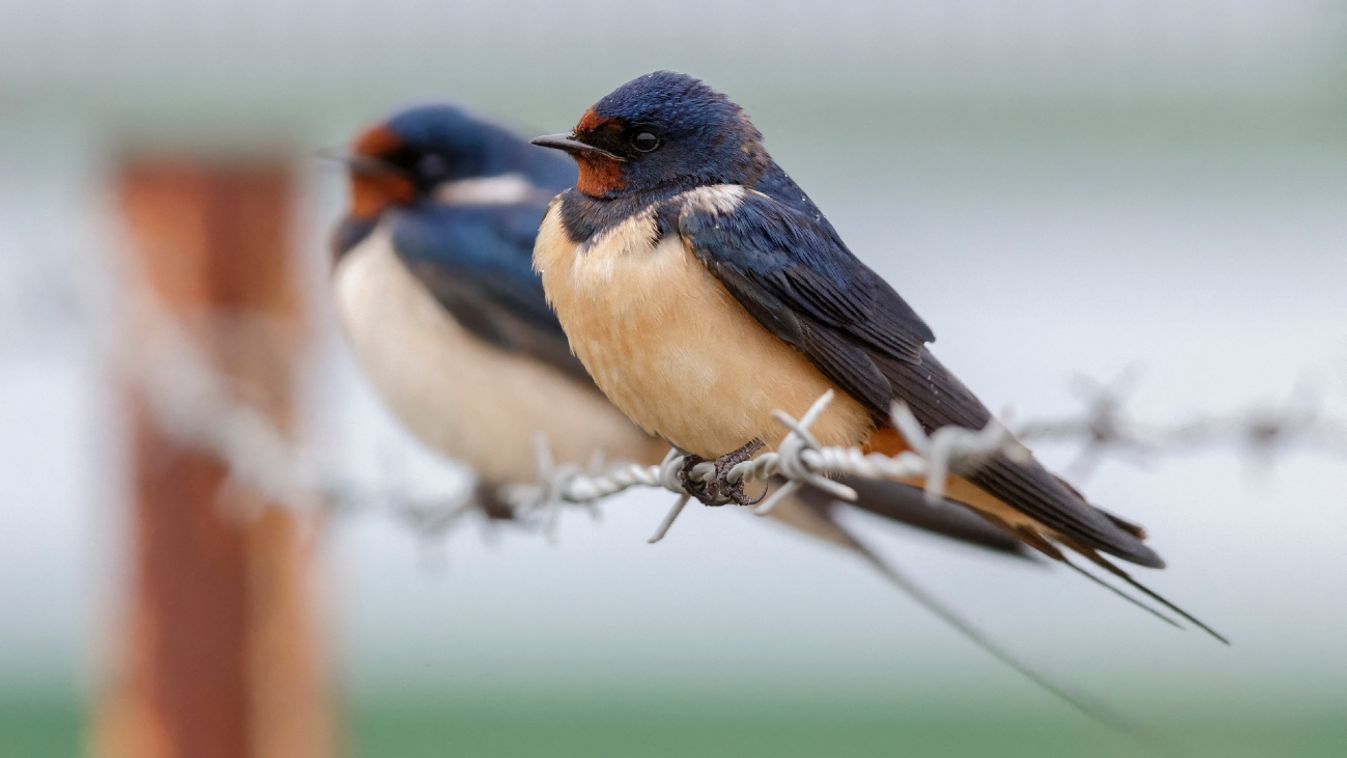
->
<box><xmin>330</xmin><ymin>102</ymin><xmax>1023</xmax><ymax>549</ymax></box>
<box><xmin>330</xmin><ymin>104</ymin><xmax>643</xmax><ymax>493</ymax></box>
<box><xmin>531</xmin><ymin>71</ymin><xmax>1225</xmax><ymax>644</ymax></box>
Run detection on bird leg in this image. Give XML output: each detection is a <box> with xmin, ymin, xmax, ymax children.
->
<box><xmin>678</xmin><ymin>438</ymin><xmax>766</xmax><ymax>506</ymax></box>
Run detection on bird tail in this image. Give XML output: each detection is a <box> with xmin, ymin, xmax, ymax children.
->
<box><xmin>1063</xmin><ymin>541</ymin><xmax>1230</xmax><ymax>645</ymax></box>
<box><xmin>860</xmin><ymin>427</ymin><xmax>1227</xmax><ymax>645</ymax></box>
<box><xmin>793</xmin><ymin>478</ymin><xmax>1031</xmax><ymax>556</ymax></box>
<box><xmin>773</xmin><ymin>502</ymin><xmax>1153</xmax><ymax>739</ymax></box>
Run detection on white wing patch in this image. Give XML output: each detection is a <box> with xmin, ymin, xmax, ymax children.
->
<box><xmin>684</xmin><ymin>184</ymin><xmax>746</xmax><ymax>215</ymax></box>
<box><xmin>434</xmin><ymin>172</ymin><xmax>545</xmax><ymax>206</ymax></box>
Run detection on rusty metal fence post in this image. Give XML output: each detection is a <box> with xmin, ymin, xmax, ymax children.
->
<box><xmin>95</xmin><ymin>160</ymin><xmax>331</xmax><ymax>758</ymax></box>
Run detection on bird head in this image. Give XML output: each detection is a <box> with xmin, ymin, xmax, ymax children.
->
<box><xmin>337</xmin><ymin>105</ymin><xmax>510</xmax><ymax>219</ymax></box>
<box><xmin>532</xmin><ymin>71</ymin><xmax>766</xmax><ymax>199</ymax></box>
<box><xmin>331</xmin><ymin>104</ymin><xmax>572</xmax><ymax>255</ymax></box>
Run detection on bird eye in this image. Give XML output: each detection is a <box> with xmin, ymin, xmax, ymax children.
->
<box><xmin>631</xmin><ymin>131</ymin><xmax>660</xmax><ymax>153</ymax></box>
<box><xmin>418</xmin><ymin>153</ymin><xmax>450</xmax><ymax>178</ymax></box>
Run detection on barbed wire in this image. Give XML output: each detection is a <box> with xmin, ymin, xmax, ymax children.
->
<box><xmin>499</xmin><ymin>390</ymin><xmax>1029</xmax><ymax>543</ymax></box>
<box><xmin>8</xmin><ymin>250</ymin><xmax>1341</xmax><ymax>547</ymax></box>
<box><xmin>91</xmin><ymin>281</ymin><xmax>1347</xmax><ymax>547</ymax></box>
<box><xmin>1013</xmin><ymin>370</ymin><xmax>1347</xmax><ymax>478</ymax></box>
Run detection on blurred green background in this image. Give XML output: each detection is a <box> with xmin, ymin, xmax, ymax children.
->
<box><xmin>3</xmin><ymin>1</ymin><xmax>1346</xmax><ymax>755</ymax></box>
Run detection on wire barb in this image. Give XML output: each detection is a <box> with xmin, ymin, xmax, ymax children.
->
<box><xmin>98</xmin><ymin>275</ymin><xmax>1347</xmax><ymax>545</ymax></box>
<box><xmin>503</xmin><ymin>389</ymin><xmax>1030</xmax><ymax>543</ymax></box>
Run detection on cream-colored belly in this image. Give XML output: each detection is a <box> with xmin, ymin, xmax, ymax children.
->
<box><xmin>333</xmin><ymin>227</ymin><xmax>660</xmax><ymax>483</ymax></box>
<box><xmin>535</xmin><ymin>197</ymin><xmax>874</xmax><ymax>459</ymax></box>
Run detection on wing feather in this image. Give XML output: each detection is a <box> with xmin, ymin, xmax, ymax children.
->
<box><xmin>676</xmin><ymin>188</ymin><xmax>1163</xmax><ymax>567</ymax></box>
<box><xmin>391</xmin><ymin>203</ymin><xmax>593</xmax><ymax>385</ymax></box>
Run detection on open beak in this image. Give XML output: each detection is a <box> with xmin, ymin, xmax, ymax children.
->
<box><xmin>530</xmin><ymin>133</ymin><xmax>626</xmax><ymax>162</ymax></box>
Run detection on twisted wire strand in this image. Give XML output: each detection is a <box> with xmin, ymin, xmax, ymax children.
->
<box><xmin>100</xmin><ymin>283</ymin><xmax>1347</xmax><ymax>542</ymax></box>
<box><xmin>502</xmin><ymin>390</ymin><xmax>1030</xmax><ymax>543</ymax></box>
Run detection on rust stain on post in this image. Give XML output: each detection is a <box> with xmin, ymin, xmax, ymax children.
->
<box><xmin>96</xmin><ymin>161</ymin><xmax>330</xmax><ymax>758</ymax></box>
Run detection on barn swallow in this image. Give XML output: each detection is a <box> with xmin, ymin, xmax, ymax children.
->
<box><xmin>330</xmin><ymin>104</ymin><xmax>652</xmax><ymax>496</ymax></box>
<box><xmin>329</xmin><ymin>103</ymin><xmax>1024</xmax><ymax>554</ymax></box>
<box><xmin>531</xmin><ymin>71</ymin><xmax>1224</xmax><ymax>642</ymax></box>
<box><xmin>331</xmin><ymin>105</ymin><xmax>1168</xmax><ymax>723</ymax></box>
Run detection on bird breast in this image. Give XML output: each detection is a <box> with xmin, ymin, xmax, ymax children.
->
<box><xmin>333</xmin><ymin>225</ymin><xmax>659</xmax><ymax>483</ymax></box>
<box><xmin>534</xmin><ymin>188</ymin><xmax>874</xmax><ymax>458</ymax></box>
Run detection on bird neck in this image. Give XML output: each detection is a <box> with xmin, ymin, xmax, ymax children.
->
<box><xmin>557</xmin><ymin>180</ymin><xmax>699</xmax><ymax>244</ymax></box>
<box><xmin>331</xmin><ymin>213</ymin><xmax>380</xmax><ymax>261</ymax></box>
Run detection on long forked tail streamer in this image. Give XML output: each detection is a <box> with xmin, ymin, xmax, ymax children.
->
<box><xmin>840</xmin><ymin>531</ymin><xmax>1160</xmax><ymax>745</ymax></box>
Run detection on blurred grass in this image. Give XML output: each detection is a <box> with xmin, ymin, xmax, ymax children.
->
<box><xmin>1</xmin><ymin>692</ymin><xmax>1344</xmax><ymax>757</ymax></box>
<box><xmin>0</xmin><ymin>695</ymin><xmax>83</xmax><ymax>758</ymax></box>
<box><xmin>348</xmin><ymin>696</ymin><xmax>1347</xmax><ymax>758</ymax></box>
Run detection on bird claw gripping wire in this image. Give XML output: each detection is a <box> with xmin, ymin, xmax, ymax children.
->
<box><xmin>677</xmin><ymin>438</ymin><xmax>767</xmax><ymax>506</ymax></box>
<box><xmin>652</xmin><ymin>390</ymin><xmax>1024</xmax><ymax>540</ymax></box>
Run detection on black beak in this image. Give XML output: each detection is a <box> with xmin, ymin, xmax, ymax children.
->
<box><xmin>314</xmin><ymin>147</ymin><xmax>406</xmax><ymax>177</ymax></box>
<box><xmin>530</xmin><ymin>133</ymin><xmax>626</xmax><ymax>162</ymax></box>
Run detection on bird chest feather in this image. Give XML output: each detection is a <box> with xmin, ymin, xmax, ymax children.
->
<box><xmin>334</xmin><ymin>226</ymin><xmax>657</xmax><ymax>481</ymax></box>
<box><xmin>535</xmin><ymin>197</ymin><xmax>873</xmax><ymax>457</ymax></box>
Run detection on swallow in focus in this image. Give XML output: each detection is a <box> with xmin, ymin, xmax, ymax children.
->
<box><xmin>531</xmin><ymin>71</ymin><xmax>1224</xmax><ymax>642</ymax></box>
<box><xmin>328</xmin><ymin>104</ymin><xmax>1023</xmax><ymax>554</ymax></box>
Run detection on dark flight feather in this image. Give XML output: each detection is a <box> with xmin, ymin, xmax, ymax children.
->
<box><xmin>1068</xmin><ymin>543</ymin><xmax>1229</xmax><ymax>644</ymax></box>
<box><xmin>390</xmin><ymin>202</ymin><xmax>595</xmax><ymax>386</ymax></box>
<box><xmin>676</xmin><ymin>189</ymin><xmax>1164</xmax><ymax>568</ymax></box>
<box><xmin>793</xmin><ymin>484</ymin><xmax>1028</xmax><ymax>556</ymax></box>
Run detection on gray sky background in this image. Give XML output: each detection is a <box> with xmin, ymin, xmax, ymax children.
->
<box><xmin>1</xmin><ymin>0</ymin><xmax>1345</xmax><ymax>723</ymax></box>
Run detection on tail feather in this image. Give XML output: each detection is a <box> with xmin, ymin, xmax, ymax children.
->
<box><xmin>794</xmin><ymin>479</ymin><xmax>1032</xmax><ymax>557</ymax></box>
<box><xmin>881</xmin><ymin>352</ymin><xmax>1164</xmax><ymax>568</ymax></box>
<box><xmin>1051</xmin><ymin>475</ymin><xmax>1148</xmax><ymax>540</ymax></box>
<box><xmin>832</xmin><ymin>526</ymin><xmax>1153</xmax><ymax>739</ymax></box>
<box><xmin>1101</xmin><ymin>512</ymin><xmax>1148</xmax><ymax>541</ymax></box>
<box><xmin>1073</xmin><ymin>546</ymin><xmax>1230</xmax><ymax>645</ymax></box>
<box><xmin>971</xmin><ymin>504</ymin><xmax>1223</xmax><ymax>642</ymax></box>
<box><xmin>1059</xmin><ymin>555</ymin><xmax>1182</xmax><ymax>630</ymax></box>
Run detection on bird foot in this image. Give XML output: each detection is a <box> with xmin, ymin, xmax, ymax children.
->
<box><xmin>678</xmin><ymin>439</ymin><xmax>766</xmax><ymax>506</ymax></box>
